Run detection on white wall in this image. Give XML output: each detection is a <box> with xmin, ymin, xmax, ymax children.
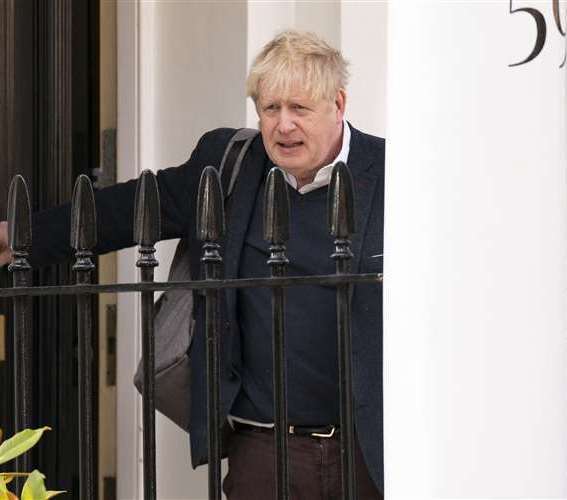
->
<box><xmin>117</xmin><ymin>1</ymin><xmax>388</xmax><ymax>498</ymax></box>
<box><xmin>384</xmin><ymin>2</ymin><xmax>567</xmax><ymax>497</ymax></box>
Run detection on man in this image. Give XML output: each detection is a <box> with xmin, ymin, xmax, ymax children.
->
<box><xmin>0</xmin><ymin>31</ymin><xmax>384</xmax><ymax>499</ymax></box>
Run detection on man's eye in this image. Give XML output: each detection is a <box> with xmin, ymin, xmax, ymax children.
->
<box><xmin>292</xmin><ymin>104</ymin><xmax>309</xmax><ymax>113</ymax></box>
<box><xmin>264</xmin><ymin>104</ymin><xmax>278</xmax><ymax>112</ymax></box>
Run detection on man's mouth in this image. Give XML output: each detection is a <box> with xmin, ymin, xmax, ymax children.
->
<box><xmin>277</xmin><ymin>141</ymin><xmax>303</xmax><ymax>150</ymax></box>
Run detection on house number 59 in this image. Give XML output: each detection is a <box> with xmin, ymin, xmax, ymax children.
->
<box><xmin>509</xmin><ymin>0</ymin><xmax>566</xmax><ymax>67</ymax></box>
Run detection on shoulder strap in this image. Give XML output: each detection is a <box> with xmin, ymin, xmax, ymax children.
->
<box><xmin>218</xmin><ymin>128</ymin><xmax>259</xmax><ymax>199</ymax></box>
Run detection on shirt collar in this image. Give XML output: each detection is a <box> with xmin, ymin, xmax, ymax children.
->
<box><xmin>281</xmin><ymin>119</ymin><xmax>351</xmax><ymax>194</ymax></box>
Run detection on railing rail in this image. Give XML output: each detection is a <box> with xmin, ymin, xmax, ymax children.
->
<box><xmin>0</xmin><ymin>274</ymin><xmax>381</xmax><ymax>298</ymax></box>
<box><xmin>4</xmin><ymin>163</ymin><xmax>382</xmax><ymax>500</ymax></box>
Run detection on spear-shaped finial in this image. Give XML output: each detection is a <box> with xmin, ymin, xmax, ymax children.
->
<box><xmin>196</xmin><ymin>166</ymin><xmax>225</xmax><ymax>243</ymax></box>
<box><xmin>264</xmin><ymin>167</ymin><xmax>290</xmax><ymax>246</ymax></box>
<box><xmin>71</xmin><ymin>175</ymin><xmax>97</xmax><ymax>273</ymax></box>
<box><xmin>70</xmin><ymin>174</ymin><xmax>97</xmax><ymax>252</ymax></box>
<box><xmin>328</xmin><ymin>162</ymin><xmax>355</xmax><ymax>239</ymax></box>
<box><xmin>7</xmin><ymin>175</ymin><xmax>32</xmax><ymax>261</ymax></box>
<box><xmin>133</xmin><ymin>170</ymin><xmax>161</xmax><ymax>248</ymax></box>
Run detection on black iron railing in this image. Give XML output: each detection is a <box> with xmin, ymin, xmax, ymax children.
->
<box><xmin>3</xmin><ymin>163</ymin><xmax>382</xmax><ymax>500</ymax></box>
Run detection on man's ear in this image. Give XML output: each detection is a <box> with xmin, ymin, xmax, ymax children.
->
<box><xmin>335</xmin><ymin>89</ymin><xmax>346</xmax><ymax>122</ymax></box>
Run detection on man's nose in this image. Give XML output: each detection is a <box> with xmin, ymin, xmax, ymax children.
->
<box><xmin>277</xmin><ymin>109</ymin><xmax>296</xmax><ymax>134</ymax></box>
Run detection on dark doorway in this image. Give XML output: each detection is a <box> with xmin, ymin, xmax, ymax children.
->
<box><xmin>0</xmin><ymin>1</ymin><xmax>100</xmax><ymax>497</ymax></box>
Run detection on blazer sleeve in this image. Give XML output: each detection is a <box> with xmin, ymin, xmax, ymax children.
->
<box><xmin>30</xmin><ymin>128</ymin><xmax>235</xmax><ymax>268</ymax></box>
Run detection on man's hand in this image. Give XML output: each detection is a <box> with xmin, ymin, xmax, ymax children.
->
<box><xmin>0</xmin><ymin>221</ymin><xmax>12</xmax><ymax>267</ymax></box>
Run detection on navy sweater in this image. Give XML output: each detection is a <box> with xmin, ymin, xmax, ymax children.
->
<box><xmin>232</xmin><ymin>180</ymin><xmax>341</xmax><ymax>425</ymax></box>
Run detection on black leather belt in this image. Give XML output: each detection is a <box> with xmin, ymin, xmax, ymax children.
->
<box><xmin>233</xmin><ymin>421</ymin><xmax>338</xmax><ymax>439</ymax></box>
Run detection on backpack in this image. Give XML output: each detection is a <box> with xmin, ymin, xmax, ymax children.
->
<box><xmin>133</xmin><ymin>128</ymin><xmax>259</xmax><ymax>431</ymax></box>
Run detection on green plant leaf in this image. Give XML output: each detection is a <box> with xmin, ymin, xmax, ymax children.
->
<box><xmin>0</xmin><ymin>428</ymin><xmax>50</xmax><ymax>465</ymax></box>
<box><xmin>20</xmin><ymin>471</ymin><xmax>64</xmax><ymax>500</ymax></box>
<box><xmin>21</xmin><ymin>470</ymin><xmax>45</xmax><ymax>500</ymax></box>
<box><xmin>0</xmin><ymin>477</ymin><xmax>17</xmax><ymax>500</ymax></box>
<box><xmin>45</xmin><ymin>492</ymin><xmax>65</xmax><ymax>499</ymax></box>
<box><xmin>0</xmin><ymin>475</ymin><xmax>9</xmax><ymax>499</ymax></box>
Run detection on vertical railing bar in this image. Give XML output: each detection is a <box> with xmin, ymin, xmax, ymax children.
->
<box><xmin>329</xmin><ymin>162</ymin><xmax>357</xmax><ymax>500</ymax></box>
<box><xmin>264</xmin><ymin>167</ymin><xmax>291</xmax><ymax>500</ymax></box>
<box><xmin>205</xmin><ymin>262</ymin><xmax>221</xmax><ymax>500</ymax></box>
<box><xmin>139</xmin><ymin>271</ymin><xmax>157</xmax><ymax>500</ymax></box>
<box><xmin>71</xmin><ymin>174</ymin><xmax>97</xmax><ymax>500</ymax></box>
<box><xmin>7</xmin><ymin>175</ymin><xmax>33</xmax><ymax>483</ymax></box>
<box><xmin>272</xmin><ymin>280</ymin><xmax>288</xmax><ymax>500</ymax></box>
<box><xmin>134</xmin><ymin>170</ymin><xmax>161</xmax><ymax>500</ymax></box>
<box><xmin>336</xmin><ymin>263</ymin><xmax>356</xmax><ymax>500</ymax></box>
<box><xmin>197</xmin><ymin>166</ymin><xmax>225</xmax><ymax>500</ymax></box>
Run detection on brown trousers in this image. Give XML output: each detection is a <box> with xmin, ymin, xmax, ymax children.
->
<box><xmin>222</xmin><ymin>428</ymin><xmax>383</xmax><ymax>500</ymax></box>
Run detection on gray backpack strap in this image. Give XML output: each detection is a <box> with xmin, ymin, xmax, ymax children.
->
<box><xmin>133</xmin><ymin>128</ymin><xmax>258</xmax><ymax>432</ymax></box>
<box><xmin>219</xmin><ymin>128</ymin><xmax>259</xmax><ymax>198</ymax></box>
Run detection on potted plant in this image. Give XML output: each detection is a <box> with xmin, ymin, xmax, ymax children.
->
<box><xmin>0</xmin><ymin>427</ymin><xmax>64</xmax><ymax>499</ymax></box>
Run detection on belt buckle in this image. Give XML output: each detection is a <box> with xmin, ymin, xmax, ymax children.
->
<box><xmin>311</xmin><ymin>426</ymin><xmax>336</xmax><ymax>438</ymax></box>
<box><xmin>288</xmin><ymin>424</ymin><xmax>337</xmax><ymax>438</ymax></box>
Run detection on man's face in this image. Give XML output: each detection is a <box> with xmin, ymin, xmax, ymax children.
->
<box><xmin>257</xmin><ymin>83</ymin><xmax>346</xmax><ymax>184</ymax></box>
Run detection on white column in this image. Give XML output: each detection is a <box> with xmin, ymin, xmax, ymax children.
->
<box><xmin>384</xmin><ymin>1</ymin><xmax>567</xmax><ymax>498</ymax></box>
<box><xmin>340</xmin><ymin>1</ymin><xmax>388</xmax><ymax>138</ymax></box>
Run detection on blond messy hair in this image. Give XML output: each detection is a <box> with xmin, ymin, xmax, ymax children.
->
<box><xmin>246</xmin><ymin>30</ymin><xmax>349</xmax><ymax>104</ymax></box>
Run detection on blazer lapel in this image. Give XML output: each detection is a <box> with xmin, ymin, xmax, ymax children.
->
<box><xmin>346</xmin><ymin>126</ymin><xmax>383</xmax><ymax>273</ymax></box>
<box><xmin>224</xmin><ymin>136</ymin><xmax>269</xmax><ymax>326</ymax></box>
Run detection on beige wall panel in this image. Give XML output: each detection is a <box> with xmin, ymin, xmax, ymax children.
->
<box><xmin>99</xmin><ymin>1</ymin><xmax>117</xmax><ymax>499</ymax></box>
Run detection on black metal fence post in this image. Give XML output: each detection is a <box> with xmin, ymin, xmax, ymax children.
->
<box><xmin>328</xmin><ymin>162</ymin><xmax>357</xmax><ymax>500</ymax></box>
<box><xmin>197</xmin><ymin>166</ymin><xmax>225</xmax><ymax>500</ymax></box>
<box><xmin>134</xmin><ymin>170</ymin><xmax>161</xmax><ymax>500</ymax></box>
<box><xmin>70</xmin><ymin>174</ymin><xmax>97</xmax><ymax>500</ymax></box>
<box><xmin>7</xmin><ymin>175</ymin><xmax>33</xmax><ymax>478</ymax></box>
<box><xmin>264</xmin><ymin>167</ymin><xmax>291</xmax><ymax>500</ymax></box>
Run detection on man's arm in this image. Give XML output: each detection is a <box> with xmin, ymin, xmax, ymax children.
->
<box><xmin>0</xmin><ymin>128</ymin><xmax>236</xmax><ymax>269</ymax></box>
<box><xmin>0</xmin><ymin>221</ymin><xmax>11</xmax><ymax>267</ymax></box>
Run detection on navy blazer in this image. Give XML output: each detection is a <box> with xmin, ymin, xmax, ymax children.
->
<box><xmin>31</xmin><ymin>124</ymin><xmax>385</xmax><ymax>491</ymax></box>
<box><xmin>176</xmin><ymin>126</ymin><xmax>385</xmax><ymax>492</ymax></box>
